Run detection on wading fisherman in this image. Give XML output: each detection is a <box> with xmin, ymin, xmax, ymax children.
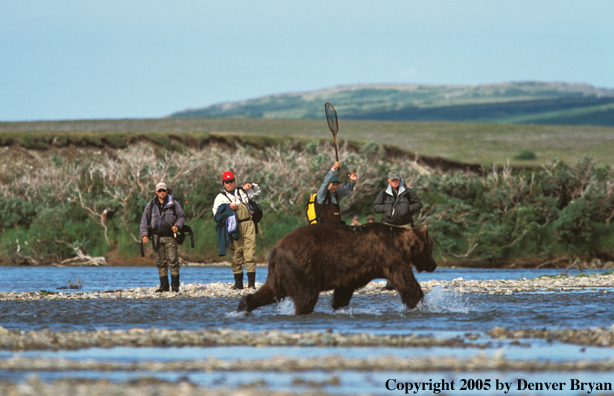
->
<box><xmin>140</xmin><ymin>182</ymin><xmax>186</xmax><ymax>292</ymax></box>
<box><xmin>212</xmin><ymin>171</ymin><xmax>262</xmax><ymax>290</ymax></box>
<box><xmin>316</xmin><ymin>161</ymin><xmax>358</xmax><ymax>223</ymax></box>
<box><xmin>372</xmin><ymin>170</ymin><xmax>422</xmax><ymax>290</ymax></box>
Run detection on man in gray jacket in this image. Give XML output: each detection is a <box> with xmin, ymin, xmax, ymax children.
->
<box><xmin>140</xmin><ymin>182</ymin><xmax>186</xmax><ymax>292</ymax></box>
<box><xmin>372</xmin><ymin>170</ymin><xmax>422</xmax><ymax>227</ymax></box>
<box><xmin>372</xmin><ymin>171</ymin><xmax>422</xmax><ymax>290</ymax></box>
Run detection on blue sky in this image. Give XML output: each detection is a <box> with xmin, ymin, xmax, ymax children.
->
<box><xmin>1</xmin><ymin>0</ymin><xmax>613</xmax><ymax>121</ymax></box>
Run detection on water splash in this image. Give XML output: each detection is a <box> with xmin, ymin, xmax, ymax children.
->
<box><xmin>276</xmin><ymin>298</ymin><xmax>296</xmax><ymax>315</ymax></box>
<box><xmin>329</xmin><ymin>306</ymin><xmax>385</xmax><ymax>316</ymax></box>
<box><xmin>416</xmin><ymin>285</ymin><xmax>473</xmax><ymax>313</ymax></box>
<box><xmin>224</xmin><ymin>310</ymin><xmax>247</xmax><ymax>319</ymax></box>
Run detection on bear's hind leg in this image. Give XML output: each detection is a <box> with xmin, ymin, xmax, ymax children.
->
<box><xmin>393</xmin><ymin>270</ymin><xmax>424</xmax><ymax>309</ymax></box>
<box><xmin>288</xmin><ymin>288</ymin><xmax>319</xmax><ymax>315</ymax></box>
<box><xmin>331</xmin><ymin>287</ymin><xmax>355</xmax><ymax>310</ymax></box>
<box><xmin>294</xmin><ymin>295</ymin><xmax>319</xmax><ymax>315</ymax></box>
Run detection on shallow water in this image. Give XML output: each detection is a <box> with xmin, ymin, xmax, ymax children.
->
<box><xmin>2</xmin><ymin>340</ymin><xmax>612</xmax><ymax>361</ymax></box>
<box><xmin>2</xmin><ymin>266</ymin><xmax>613</xmax><ymax>395</ymax></box>
<box><xmin>2</xmin><ymin>265</ymin><xmax>605</xmax><ymax>293</ymax></box>
<box><xmin>2</xmin><ymin>282</ymin><xmax>613</xmax><ymax>333</ymax></box>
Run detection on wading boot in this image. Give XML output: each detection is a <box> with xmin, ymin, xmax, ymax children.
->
<box><xmin>156</xmin><ymin>276</ymin><xmax>170</xmax><ymax>292</ymax></box>
<box><xmin>171</xmin><ymin>275</ymin><xmax>180</xmax><ymax>293</ymax></box>
<box><xmin>247</xmin><ymin>272</ymin><xmax>256</xmax><ymax>289</ymax></box>
<box><xmin>232</xmin><ymin>273</ymin><xmax>244</xmax><ymax>290</ymax></box>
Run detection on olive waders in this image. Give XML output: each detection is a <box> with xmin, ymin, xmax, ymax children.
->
<box><xmin>231</xmin><ymin>203</ymin><xmax>257</xmax><ymax>289</ymax></box>
<box><xmin>153</xmin><ymin>235</ymin><xmax>181</xmax><ymax>292</ymax></box>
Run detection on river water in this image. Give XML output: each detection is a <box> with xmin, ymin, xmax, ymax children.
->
<box><xmin>1</xmin><ymin>266</ymin><xmax>613</xmax><ymax>395</ymax></box>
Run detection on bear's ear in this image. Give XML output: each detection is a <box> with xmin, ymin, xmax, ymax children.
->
<box><xmin>420</xmin><ymin>225</ymin><xmax>429</xmax><ymax>236</ymax></box>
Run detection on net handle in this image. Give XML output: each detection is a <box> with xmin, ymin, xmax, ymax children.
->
<box><xmin>325</xmin><ymin>102</ymin><xmax>339</xmax><ymax>161</ymax></box>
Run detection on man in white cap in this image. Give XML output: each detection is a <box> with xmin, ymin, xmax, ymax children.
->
<box><xmin>140</xmin><ymin>181</ymin><xmax>186</xmax><ymax>292</ymax></box>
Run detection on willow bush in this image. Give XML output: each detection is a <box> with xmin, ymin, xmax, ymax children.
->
<box><xmin>1</xmin><ymin>140</ymin><xmax>613</xmax><ymax>265</ymax></box>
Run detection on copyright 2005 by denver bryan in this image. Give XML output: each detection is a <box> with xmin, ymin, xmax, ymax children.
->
<box><xmin>384</xmin><ymin>378</ymin><xmax>612</xmax><ymax>394</ymax></box>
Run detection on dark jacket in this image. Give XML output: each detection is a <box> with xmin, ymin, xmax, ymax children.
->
<box><xmin>140</xmin><ymin>194</ymin><xmax>186</xmax><ymax>238</ymax></box>
<box><xmin>215</xmin><ymin>203</ymin><xmax>241</xmax><ymax>256</ymax></box>
<box><xmin>372</xmin><ymin>179</ymin><xmax>422</xmax><ymax>226</ymax></box>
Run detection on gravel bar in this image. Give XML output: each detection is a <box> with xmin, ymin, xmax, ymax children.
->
<box><xmin>2</xmin><ymin>326</ymin><xmax>614</xmax><ymax>351</ymax></box>
<box><xmin>2</xmin><ymin>355</ymin><xmax>614</xmax><ymax>372</ymax></box>
<box><xmin>0</xmin><ymin>327</ymin><xmax>476</xmax><ymax>351</ymax></box>
<box><xmin>489</xmin><ymin>326</ymin><xmax>614</xmax><ymax>347</ymax></box>
<box><xmin>0</xmin><ymin>377</ymin><xmax>335</xmax><ymax>396</ymax></box>
<box><xmin>1</xmin><ymin>274</ymin><xmax>613</xmax><ymax>301</ymax></box>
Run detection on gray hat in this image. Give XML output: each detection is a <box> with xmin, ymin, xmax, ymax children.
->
<box><xmin>330</xmin><ymin>175</ymin><xmax>340</xmax><ymax>183</ymax></box>
<box><xmin>155</xmin><ymin>182</ymin><xmax>168</xmax><ymax>191</ymax></box>
<box><xmin>352</xmin><ymin>215</ymin><xmax>359</xmax><ymax>220</ymax></box>
<box><xmin>388</xmin><ymin>170</ymin><xmax>401</xmax><ymax>180</ymax></box>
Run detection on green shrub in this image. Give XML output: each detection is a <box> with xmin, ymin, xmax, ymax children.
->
<box><xmin>513</xmin><ymin>150</ymin><xmax>537</xmax><ymax>160</ymax></box>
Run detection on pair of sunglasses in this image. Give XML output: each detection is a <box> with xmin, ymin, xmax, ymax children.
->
<box><xmin>223</xmin><ymin>179</ymin><xmax>235</xmax><ymax>184</ymax></box>
<box><xmin>157</xmin><ymin>189</ymin><xmax>167</xmax><ymax>193</ymax></box>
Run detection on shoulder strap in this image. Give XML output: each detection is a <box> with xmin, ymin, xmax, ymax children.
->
<box><xmin>224</xmin><ymin>190</ymin><xmax>248</xmax><ymax>205</ymax></box>
<box><xmin>238</xmin><ymin>188</ymin><xmax>249</xmax><ymax>204</ymax></box>
<box><xmin>324</xmin><ymin>190</ymin><xmax>332</xmax><ymax>205</ymax></box>
<box><xmin>146</xmin><ymin>200</ymin><xmax>154</xmax><ymax>224</ymax></box>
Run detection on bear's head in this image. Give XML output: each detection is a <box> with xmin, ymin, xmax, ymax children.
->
<box><xmin>406</xmin><ymin>225</ymin><xmax>437</xmax><ymax>273</ymax></box>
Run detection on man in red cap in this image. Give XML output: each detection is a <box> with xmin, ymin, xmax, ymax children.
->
<box><xmin>212</xmin><ymin>171</ymin><xmax>262</xmax><ymax>289</ymax></box>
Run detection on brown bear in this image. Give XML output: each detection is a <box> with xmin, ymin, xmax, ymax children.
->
<box><xmin>237</xmin><ymin>222</ymin><xmax>437</xmax><ymax>315</ymax></box>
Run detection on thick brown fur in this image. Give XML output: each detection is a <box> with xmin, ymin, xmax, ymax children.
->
<box><xmin>237</xmin><ymin>223</ymin><xmax>437</xmax><ymax>315</ymax></box>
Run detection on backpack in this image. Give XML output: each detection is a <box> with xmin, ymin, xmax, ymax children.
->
<box><xmin>241</xmin><ymin>188</ymin><xmax>263</xmax><ymax>225</ymax></box>
<box><xmin>140</xmin><ymin>190</ymin><xmax>194</xmax><ymax>257</ymax></box>
<box><xmin>304</xmin><ymin>193</ymin><xmax>320</xmax><ymax>224</ymax></box>
<box><xmin>222</xmin><ymin>189</ymin><xmax>263</xmax><ymax>233</ymax></box>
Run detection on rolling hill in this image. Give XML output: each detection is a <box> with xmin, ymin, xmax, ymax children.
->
<box><xmin>171</xmin><ymin>82</ymin><xmax>614</xmax><ymax>126</ymax></box>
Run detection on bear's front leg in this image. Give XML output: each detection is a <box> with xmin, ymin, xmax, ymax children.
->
<box><xmin>393</xmin><ymin>270</ymin><xmax>425</xmax><ymax>309</ymax></box>
<box><xmin>237</xmin><ymin>283</ymin><xmax>276</xmax><ymax>313</ymax></box>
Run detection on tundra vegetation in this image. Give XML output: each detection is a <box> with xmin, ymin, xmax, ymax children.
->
<box><xmin>1</xmin><ymin>137</ymin><xmax>613</xmax><ymax>267</ymax></box>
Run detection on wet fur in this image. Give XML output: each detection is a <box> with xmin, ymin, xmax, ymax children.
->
<box><xmin>237</xmin><ymin>223</ymin><xmax>437</xmax><ymax>315</ymax></box>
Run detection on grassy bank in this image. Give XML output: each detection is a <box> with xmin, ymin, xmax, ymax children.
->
<box><xmin>2</xmin><ymin>118</ymin><xmax>614</xmax><ymax>167</ymax></box>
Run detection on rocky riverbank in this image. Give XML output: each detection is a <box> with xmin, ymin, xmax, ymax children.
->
<box><xmin>1</xmin><ymin>325</ymin><xmax>614</xmax><ymax>351</ymax></box>
<box><xmin>1</xmin><ymin>274</ymin><xmax>612</xmax><ymax>301</ymax></box>
<box><xmin>0</xmin><ymin>376</ymin><xmax>335</xmax><ymax>396</ymax></box>
<box><xmin>0</xmin><ymin>327</ymin><xmax>476</xmax><ymax>351</ymax></box>
<box><xmin>3</xmin><ymin>354</ymin><xmax>614</xmax><ymax>372</ymax></box>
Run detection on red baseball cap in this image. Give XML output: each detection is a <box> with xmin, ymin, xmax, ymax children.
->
<box><xmin>222</xmin><ymin>171</ymin><xmax>235</xmax><ymax>181</ymax></box>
